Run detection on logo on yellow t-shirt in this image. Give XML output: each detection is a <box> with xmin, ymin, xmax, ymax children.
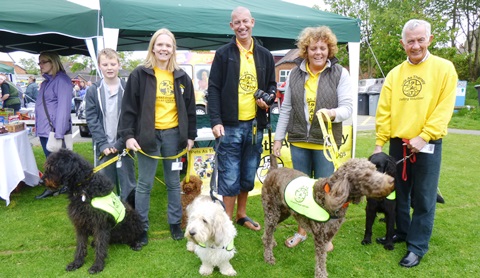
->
<box><xmin>402</xmin><ymin>76</ymin><xmax>424</xmax><ymax>97</ymax></box>
<box><xmin>307</xmin><ymin>98</ymin><xmax>316</xmax><ymax>122</ymax></box>
<box><xmin>158</xmin><ymin>80</ymin><xmax>174</xmax><ymax>96</ymax></box>
<box><xmin>239</xmin><ymin>73</ymin><xmax>257</xmax><ymax>93</ymax></box>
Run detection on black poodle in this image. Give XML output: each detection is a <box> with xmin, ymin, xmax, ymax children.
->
<box><xmin>43</xmin><ymin>149</ymin><xmax>143</xmax><ymax>274</ymax></box>
<box><xmin>362</xmin><ymin>152</ymin><xmax>398</xmax><ymax>250</ymax></box>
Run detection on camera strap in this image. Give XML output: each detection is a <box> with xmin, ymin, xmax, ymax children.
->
<box><xmin>251</xmin><ymin>118</ymin><xmax>257</xmax><ymax>144</ymax></box>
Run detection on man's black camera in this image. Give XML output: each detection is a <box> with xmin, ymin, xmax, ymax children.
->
<box><xmin>254</xmin><ymin>89</ymin><xmax>275</xmax><ymax>106</ymax></box>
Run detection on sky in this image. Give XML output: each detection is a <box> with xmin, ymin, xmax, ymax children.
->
<box><xmin>0</xmin><ymin>0</ymin><xmax>327</xmax><ymax>64</ymax></box>
<box><xmin>284</xmin><ymin>0</ymin><xmax>326</xmax><ymax>9</ymax></box>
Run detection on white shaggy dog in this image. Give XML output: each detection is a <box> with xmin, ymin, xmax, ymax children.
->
<box><xmin>184</xmin><ymin>195</ymin><xmax>237</xmax><ymax>276</ymax></box>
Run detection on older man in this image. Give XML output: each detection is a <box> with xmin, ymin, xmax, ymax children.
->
<box><xmin>373</xmin><ymin>19</ymin><xmax>458</xmax><ymax>268</ymax></box>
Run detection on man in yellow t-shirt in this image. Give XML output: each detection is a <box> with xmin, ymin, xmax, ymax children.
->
<box><xmin>207</xmin><ymin>6</ymin><xmax>277</xmax><ymax>231</ymax></box>
<box><xmin>373</xmin><ymin>19</ymin><xmax>457</xmax><ymax>268</ymax></box>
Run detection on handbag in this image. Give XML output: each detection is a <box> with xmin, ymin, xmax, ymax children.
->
<box><xmin>42</xmin><ymin>91</ymin><xmax>73</xmax><ymax>152</ymax></box>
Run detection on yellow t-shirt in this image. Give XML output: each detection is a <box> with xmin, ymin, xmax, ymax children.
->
<box><xmin>237</xmin><ymin>39</ymin><xmax>257</xmax><ymax>121</ymax></box>
<box><xmin>375</xmin><ymin>55</ymin><xmax>458</xmax><ymax>146</ymax></box>
<box><xmin>154</xmin><ymin>67</ymin><xmax>178</xmax><ymax>129</ymax></box>
<box><xmin>292</xmin><ymin>63</ymin><xmax>326</xmax><ymax>150</ymax></box>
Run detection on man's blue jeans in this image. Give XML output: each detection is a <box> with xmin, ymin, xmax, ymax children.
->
<box><xmin>215</xmin><ymin>120</ymin><xmax>263</xmax><ymax>196</ymax></box>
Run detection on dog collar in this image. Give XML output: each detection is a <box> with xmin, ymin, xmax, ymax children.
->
<box><xmin>284</xmin><ymin>176</ymin><xmax>331</xmax><ymax>222</ymax></box>
<box><xmin>91</xmin><ymin>192</ymin><xmax>126</xmax><ymax>224</ymax></box>
<box><xmin>198</xmin><ymin>240</ymin><xmax>235</xmax><ymax>251</ymax></box>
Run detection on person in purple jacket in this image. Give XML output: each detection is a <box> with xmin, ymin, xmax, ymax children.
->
<box><xmin>34</xmin><ymin>51</ymin><xmax>73</xmax><ymax>199</ymax></box>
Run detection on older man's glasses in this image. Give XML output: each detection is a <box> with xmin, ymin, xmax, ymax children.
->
<box><xmin>37</xmin><ymin>60</ymin><xmax>51</xmax><ymax>66</ymax></box>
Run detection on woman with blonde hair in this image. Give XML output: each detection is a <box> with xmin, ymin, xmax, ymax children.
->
<box><xmin>35</xmin><ymin>51</ymin><xmax>73</xmax><ymax>199</ymax></box>
<box><xmin>118</xmin><ymin>28</ymin><xmax>197</xmax><ymax>245</ymax></box>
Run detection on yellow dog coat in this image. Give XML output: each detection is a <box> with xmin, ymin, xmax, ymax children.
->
<box><xmin>284</xmin><ymin>176</ymin><xmax>330</xmax><ymax>222</ymax></box>
<box><xmin>91</xmin><ymin>192</ymin><xmax>126</xmax><ymax>224</ymax></box>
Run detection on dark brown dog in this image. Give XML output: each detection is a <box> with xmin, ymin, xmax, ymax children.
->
<box><xmin>362</xmin><ymin>152</ymin><xmax>397</xmax><ymax>250</ymax></box>
<box><xmin>262</xmin><ymin>155</ymin><xmax>394</xmax><ymax>277</ymax></box>
<box><xmin>180</xmin><ymin>175</ymin><xmax>203</xmax><ymax>229</ymax></box>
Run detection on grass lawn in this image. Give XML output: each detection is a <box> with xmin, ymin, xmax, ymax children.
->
<box><xmin>1</xmin><ymin>131</ymin><xmax>479</xmax><ymax>277</ymax></box>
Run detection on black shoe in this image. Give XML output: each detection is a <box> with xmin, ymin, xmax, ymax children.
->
<box><xmin>399</xmin><ymin>251</ymin><xmax>421</xmax><ymax>268</ymax></box>
<box><xmin>170</xmin><ymin>224</ymin><xmax>184</xmax><ymax>240</ymax></box>
<box><xmin>437</xmin><ymin>194</ymin><xmax>445</xmax><ymax>204</ymax></box>
<box><xmin>35</xmin><ymin>189</ymin><xmax>55</xmax><ymax>199</ymax></box>
<box><xmin>376</xmin><ymin>234</ymin><xmax>404</xmax><ymax>245</ymax></box>
<box><xmin>138</xmin><ymin>231</ymin><xmax>148</xmax><ymax>247</ymax></box>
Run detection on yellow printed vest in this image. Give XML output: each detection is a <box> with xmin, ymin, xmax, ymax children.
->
<box><xmin>284</xmin><ymin>176</ymin><xmax>330</xmax><ymax>222</ymax></box>
<box><xmin>91</xmin><ymin>192</ymin><xmax>126</xmax><ymax>224</ymax></box>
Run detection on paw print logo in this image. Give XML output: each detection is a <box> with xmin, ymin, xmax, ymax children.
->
<box><xmin>294</xmin><ymin>186</ymin><xmax>308</xmax><ymax>203</ymax></box>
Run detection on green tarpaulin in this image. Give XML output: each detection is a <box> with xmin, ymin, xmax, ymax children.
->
<box><xmin>0</xmin><ymin>63</ymin><xmax>15</xmax><ymax>74</ymax></box>
<box><xmin>100</xmin><ymin>0</ymin><xmax>360</xmax><ymax>51</ymax></box>
<box><xmin>0</xmin><ymin>0</ymin><xmax>101</xmax><ymax>56</ymax></box>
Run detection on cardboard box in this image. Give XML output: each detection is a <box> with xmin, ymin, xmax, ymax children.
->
<box><xmin>5</xmin><ymin>122</ymin><xmax>25</xmax><ymax>133</ymax></box>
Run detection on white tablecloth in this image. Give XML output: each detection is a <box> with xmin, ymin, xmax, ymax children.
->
<box><xmin>0</xmin><ymin>129</ymin><xmax>40</xmax><ymax>205</ymax></box>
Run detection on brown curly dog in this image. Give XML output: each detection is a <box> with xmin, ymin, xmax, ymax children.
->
<box><xmin>262</xmin><ymin>155</ymin><xmax>394</xmax><ymax>278</ymax></box>
<box><xmin>180</xmin><ymin>175</ymin><xmax>203</xmax><ymax>229</ymax></box>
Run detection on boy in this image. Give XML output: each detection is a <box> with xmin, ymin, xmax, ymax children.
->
<box><xmin>85</xmin><ymin>48</ymin><xmax>136</xmax><ymax>201</ymax></box>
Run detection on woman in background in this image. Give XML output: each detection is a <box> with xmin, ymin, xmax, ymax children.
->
<box><xmin>34</xmin><ymin>51</ymin><xmax>73</xmax><ymax>199</ymax></box>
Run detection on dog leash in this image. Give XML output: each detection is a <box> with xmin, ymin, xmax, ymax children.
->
<box><xmin>209</xmin><ymin>136</ymin><xmax>226</xmax><ymax>210</ymax></box>
<box><xmin>137</xmin><ymin>148</ymin><xmax>188</xmax><ymax>160</ymax></box>
<box><xmin>94</xmin><ymin>148</ymin><xmax>187</xmax><ymax>186</ymax></box>
<box><xmin>396</xmin><ymin>139</ymin><xmax>417</xmax><ymax>181</ymax></box>
<box><xmin>93</xmin><ymin>149</ymin><xmax>132</xmax><ymax>173</ymax></box>
<box><xmin>184</xmin><ymin>149</ymin><xmax>192</xmax><ymax>183</ymax></box>
<box><xmin>316</xmin><ymin>109</ymin><xmax>341</xmax><ymax>170</ymax></box>
<box><xmin>138</xmin><ymin>148</ymin><xmax>188</xmax><ymax>186</ymax></box>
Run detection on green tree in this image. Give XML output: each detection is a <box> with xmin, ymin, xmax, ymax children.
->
<box><xmin>453</xmin><ymin>0</ymin><xmax>480</xmax><ymax>80</ymax></box>
<box><xmin>324</xmin><ymin>0</ymin><xmax>477</xmax><ymax>80</ymax></box>
<box><xmin>60</xmin><ymin>54</ymin><xmax>96</xmax><ymax>75</ymax></box>
<box><xmin>118</xmin><ymin>51</ymin><xmax>142</xmax><ymax>72</ymax></box>
<box><xmin>19</xmin><ymin>57</ymin><xmax>40</xmax><ymax>75</ymax></box>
